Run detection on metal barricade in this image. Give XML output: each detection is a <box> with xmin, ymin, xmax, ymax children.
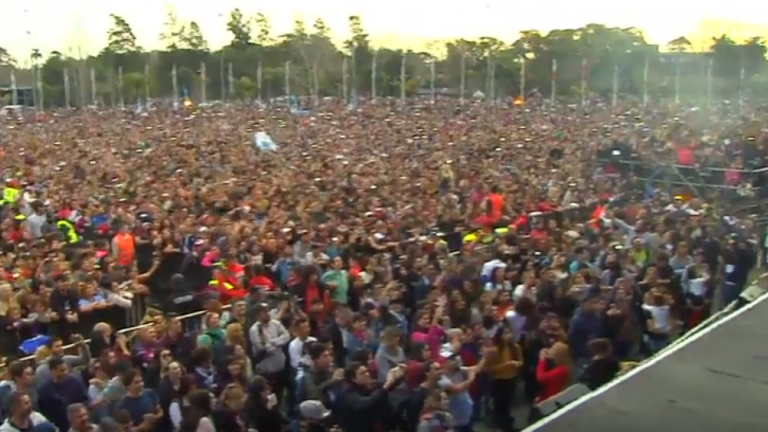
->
<box><xmin>1</xmin><ymin>304</ymin><xmax>231</xmax><ymax>369</ymax></box>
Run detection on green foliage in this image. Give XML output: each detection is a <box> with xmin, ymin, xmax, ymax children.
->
<box><xmin>2</xmin><ymin>14</ymin><xmax>767</xmax><ymax>108</ymax></box>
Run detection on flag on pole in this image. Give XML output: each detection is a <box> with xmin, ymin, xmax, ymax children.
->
<box><xmin>739</xmin><ymin>65</ymin><xmax>746</xmax><ymax>108</ymax></box>
<box><xmin>117</xmin><ymin>66</ymin><xmax>124</xmax><ymax>108</ymax></box>
<box><xmin>227</xmin><ymin>62</ymin><xmax>234</xmax><ymax>98</ymax></box>
<box><xmin>399</xmin><ymin>53</ymin><xmax>406</xmax><ymax>105</ymax></box>
<box><xmin>312</xmin><ymin>60</ymin><xmax>319</xmax><ymax>106</ymax></box>
<box><xmin>36</xmin><ymin>66</ymin><xmax>44</xmax><ymax>109</ymax></box>
<box><xmin>256</xmin><ymin>62</ymin><xmax>263</xmax><ymax>102</ymax></box>
<box><xmin>144</xmin><ymin>63</ymin><xmax>150</xmax><ymax>103</ymax></box>
<box><xmin>10</xmin><ymin>69</ymin><xmax>17</xmax><ymax>106</ymax></box>
<box><xmin>430</xmin><ymin>60</ymin><xmax>436</xmax><ymax>104</ymax></box>
<box><xmin>171</xmin><ymin>64</ymin><xmax>179</xmax><ymax>107</ymax></box>
<box><xmin>550</xmin><ymin>58</ymin><xmax>557</xmax><ymax>104</ymax></box>
<box><xmin>611</xmin><ymin>65</ymin><xmax>619</xmax><ymax>108</ymax></box>
<box><xmin>200</xmin><ymin>62</ymin><xmax>207</xmax><ymax>104</ymax></box>
<box><xmin>371</xmin><ymin>50</ymin><xmax>378</xmax><ymax>103</ymax></box>
<box><xmin>459</xmin><ymin>53</ymin><xmax>467</xmax><ymax>105</ymax></box>
<box><xmin>63</xmin><ymin>68</ymin><xmax>71</xmax><ymax>109</ymax></box>
<box><xmin>284</xmin><ymin>61</ymin><xmax>291</xmax><ymax>99</ymax></box>
<box><xmin>341</xmin><ymin>57</ymin><xmax>348</xmax><ymax>103</ymax></box>
<box><xmin>580</xmin><ymin>58</ymin><xmax>587</xmax><ymax>107</ymax></box>
<box><xmin>90</xmin><ymin>67</ymin><xmax>97</xmax><ymax>106</ymax></box>
<box><xmin>487</xmin><ymin>56</ymin><xmax>495</xmax><ymax>106</ymax></box>
<box><xmin>706</xmin><ymin>58</ymin><xmax>713</xmax><ymax>106</ymax></box>
<box><xmin>519</xmin><ymin>57</ymin><xmax>526</xmax><ymax>101</ymax></box>
<box><xmin>642</xmin><ymin>57</ymin><xmax>649</xmax><ymax>107</ymax></box>
<box><xmin>674</xmin><ymin>58</ymin><xmax>681</xmax><ymax>105</ymax></box>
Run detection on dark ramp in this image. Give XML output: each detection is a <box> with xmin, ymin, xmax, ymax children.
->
<box><xmin>526</xmin><ymin>291</ymin><xmax>768</xmax><ymax>432</ymax></box>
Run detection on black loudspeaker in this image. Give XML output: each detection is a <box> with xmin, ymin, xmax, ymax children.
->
<box><xmin>527</xmin><ymin>384</ymin><xmax>592</xmax><ymax>424</ymax></box>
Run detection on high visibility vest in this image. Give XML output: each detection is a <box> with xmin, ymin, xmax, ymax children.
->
<box><xmin>1</xmin><ymin>187</ymin><xmax>19</xmax><ymax>205</ymax></box>
<box><xmin>494</xmin><ymin>227</ymin><xmax>510</xmax><ymax>236</ymax></box>
<box><xmin>114</xmin><ymin>233</ymin><xmax>135</xmax><ymax>265</ymax></box>
<box><xmin>208</xmin><ymin>279</ymin><xmax>234</xmax><ymax>290</ymax></box>
<box><xmin>57</xmin><ymin>220</ymin><xmax>79</xmax><ymax>244</ymax></box>
<box><xmin>463</xmin><ymin>233</ymin><xmax>478</xmax><ymax>244</ymax></box>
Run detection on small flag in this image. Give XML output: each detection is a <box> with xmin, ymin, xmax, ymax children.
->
<box><xmin>253</xmin><ymin>132</ymin><xmax>278</xmax><ymax>152</ymax></box>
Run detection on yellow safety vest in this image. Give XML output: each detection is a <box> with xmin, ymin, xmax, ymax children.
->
<box><xmin>2</xmin><ymin>187</ymin><xmax>20</xmax><ymax>205</ymax></box>
<box><xmin>57</xmin><ymin>220</ymin><xmax>79</xmax><ymax>244</ymax></box>
<box><xmin>208</xmin><ymin>279</ymin><xmax>234</xmax><ymax>290</ymax></box>
<box><xmin>463</xmin><ymin>233</ymin><xmax>478</xmax><ymax>244</ymax></box>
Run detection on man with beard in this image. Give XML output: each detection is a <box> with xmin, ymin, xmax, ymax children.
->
<box><xmin>0</xmin><ymin>392</ymin><xmax>53</xmax><ymax>432</ymax></box>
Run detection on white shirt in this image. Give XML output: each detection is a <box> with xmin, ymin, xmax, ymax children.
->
<box><xmin>513</xmin><ymin>284</ymin><xmax>536</xmax><ymax>302</ymax></box>
<box><xmin>288</xmin><ymin>336</ymin><xmax>317</xmax><ymax>369</ymax></box>
<box><xmin>642</xmin><ymin>304</ymin><xmax>671</xmax><ymax>332</ymax></box>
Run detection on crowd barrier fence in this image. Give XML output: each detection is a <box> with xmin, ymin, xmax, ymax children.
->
<box><xmin>3</xmin><ymin>201</ymin><xmax>601</xmax><ymax>369</ymax></box>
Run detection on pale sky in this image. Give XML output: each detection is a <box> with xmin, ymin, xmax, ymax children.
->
<box><xmin>2</xmin><ymin>1</ymin><xmax>766</xmax><ymax>60</ymax></box>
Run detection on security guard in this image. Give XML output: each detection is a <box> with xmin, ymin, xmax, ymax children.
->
<box><xmin>57</xmin><ymin>219</ymin><xmax>80</xmax><ymax>244</ymax></box>
<box><xmin>1</xmin><ymin>181</ymin><xmax>20</xmax><ymax>207</ymax></box>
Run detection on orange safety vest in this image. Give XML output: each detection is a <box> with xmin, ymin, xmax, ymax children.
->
<box><xmin>488</xmin><ymin>193</ymin><xmax>504</xmax><ymax>220</ymax></box>
<box><xmin>114</xmin><ymin>233</ymin><xmax>135</xmax><ymax>266</ymax></box>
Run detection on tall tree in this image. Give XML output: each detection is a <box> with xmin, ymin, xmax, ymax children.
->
<box><xmin>227</xmin><ymin>8</ymin><xmax>252</xmax><ymax>48</ymax></box>
<box><xmin>180</xmin><ymin>21</ymin><xmax>209</xmax><ymax>51</ymax></box>
<box><xmin>105</xmin><ymin>14</ymin><xmax>141</xmax><ymax>53</ymax></box>
<box><xmin>253</xmin><ymin>12</ymin><xmax>274</xmax><ymax>46</ymax></box>
<box><xmin>160</xmin><ymin>7</ymin><xmax>184</xmax><ymax>50</ymax></box>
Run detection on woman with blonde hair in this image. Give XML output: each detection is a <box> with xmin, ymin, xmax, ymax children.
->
<box><xmin>535</xmin><ymin>342</ymin><xmax>572</xmax><ymax>403</ymax></box>
<box><xmin>0</xmin><ymin>283</ymin><xmax>19</xmax><ymax>316</ymax></box>
<box><xmin>212</xmin><ymin>384</ymin><xmax>248</xmax><ymax>432</ymax></box>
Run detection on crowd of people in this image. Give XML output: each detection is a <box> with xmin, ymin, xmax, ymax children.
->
<box><xmin>0</xmin><ymin>96</ymin><xmax>761</xmax><ymax>432</ymax></box>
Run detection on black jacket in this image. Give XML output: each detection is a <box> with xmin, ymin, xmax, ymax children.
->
<box><xmin>244</xmin><ymin>398</ymin><xmax>283</xmax><ymax>432</ymax></box>
<box><xmin>211</xmin><ymin>407</ymin><xmax>248</xmax><ymax>432</ymax></box>
<box><xmin>335</xmin><ymin>383</ymin><xmax>389</xmax><ymax>432</ymax></box>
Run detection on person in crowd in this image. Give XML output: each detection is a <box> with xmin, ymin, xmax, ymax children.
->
<box><xmin>289</xmin><ymin>317</ymin><xmax>317</xmax><ymax>369</ymax></box>
<box><xmin>37</xmin><ymin>357</ymin><xmax>88</xmax><ymax>431</ymax></box>
<box><xmin>177</xmin><ymin>389</ymin><xmax>214</xmax><ymax>432</ymax></box>
<box><xmin>114</xmin><ymin>369</ymin><xmax>162</xmax><ymax>430</ymax></box>
<box><xmin>211</xmin><ymin>384</ymin><xmax>248</xmax><ymax>432</ymax></box>
<box><xmin>298</xmin><ymin>400</ymin><xmax>332</xmax><ymax>432</ymax></box>
<box><xmin>197</xmin><ymin>312</ymin><xmax>226</xmax><ymax>350</ymax></box>
<box><xmin>67</xmin><ymin>403</ymin><xmax>99</xmax><ymax>432</ymax></box>
<box><xmin>244</xmin><ymin>376</ymin><xmax>283</xmax><ymax>432</ymax></box>
<box><xmin>159</xmin><ymin>317</ymin><xmax>196</xmax><ymax>368</ymax></box>
<box><xmin>86</xmin><ymin>358</ymin><xmax>113</xmax><ymax>421</ymax></box>
<box><xmin>0</xmin><ymin>392</ymin><xmax>53</xmax><ymax>432</ymax></box>
<box><xmin>34</xmin><ymin>336</ymin><xmax>90</xmax><ymax>386</ymax></box>
<box><xmin>156</xmin><ymin>360</ymin><xmax>185</xmax><ymax>431</ymax></box>
<box><xmin>297</xmin><ymin>343</ymin><xmax>342</xmax><ymax>407</ymax></box>
<box><xmin>0</xmin><ymin>362</ymin><xmax>38</xmax><ymax>416</ymax></box>
<box><xmin>249</xmin><ymin>303</ymin><xmax>291</xmax><ymax>400</ymax></box>
<box><xmin>190</xmin><ymin>347</ymin><xmax>217</xmax><ymax>392</ymax></box>
<box><xmin>415</xmin><ymin>390</ymin><xmax>454</xmax><ymax>432</ymax></box>
<box><xmin>535</xmin><ymin>342</ymin><xmax>572</xmax><ymax>403</ymax></box>
<box><xmin>336</xmin><ymin>362</ymin><xmax>404</xmax><ymax>432</ymax></box>
<box><xmin>485</xmin><ymin>323</ymin><xmax>524</xmax><ymax>432</ymax></box>
<box><xmin>579</xmin><ymin>339</ymin><xmax>621</xmax><ymax>390</ymax></box>
<box><xmin>374</xmin><ymin>326</ymin><xmax>406</xmax><ymax>383</ymax></box>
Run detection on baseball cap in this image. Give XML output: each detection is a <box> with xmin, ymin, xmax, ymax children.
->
<box><xmin>299</xmin><ymin>400</ymin><xmax>331</xmax><ymax>420</ymax></box>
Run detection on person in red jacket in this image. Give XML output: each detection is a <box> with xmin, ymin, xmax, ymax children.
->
<box><xmin>535</xmin><ymin>342</ymin><xmax>572</xmax><ymax>403</ymax></box>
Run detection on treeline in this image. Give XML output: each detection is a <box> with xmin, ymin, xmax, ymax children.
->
<box><xmin>1</xmin><ymin>10</ymin><xmax>768</xmax><ymax>107</ymax></box>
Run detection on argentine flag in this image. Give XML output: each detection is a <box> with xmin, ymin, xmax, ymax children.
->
<box><xmin>254</xmin><ymin>132</ymin><xmax>278</xmax><ymax>152</ymax></box>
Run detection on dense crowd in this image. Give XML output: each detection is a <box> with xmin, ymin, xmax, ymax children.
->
<box><xmin>0</xmin><ymin>97</ymin><xmax>761</xmax><ymax>432</ymax></box>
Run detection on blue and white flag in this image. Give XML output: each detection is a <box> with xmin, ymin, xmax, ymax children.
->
<box><xmin>289</xmin><ymin>95</ymin><xmax>311</xmax><ymax>116</ymax></box>
<box><xmin>254</xmin><ymin>132</ymin><xmax>278</xmax><ymax>152</ymax></box>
